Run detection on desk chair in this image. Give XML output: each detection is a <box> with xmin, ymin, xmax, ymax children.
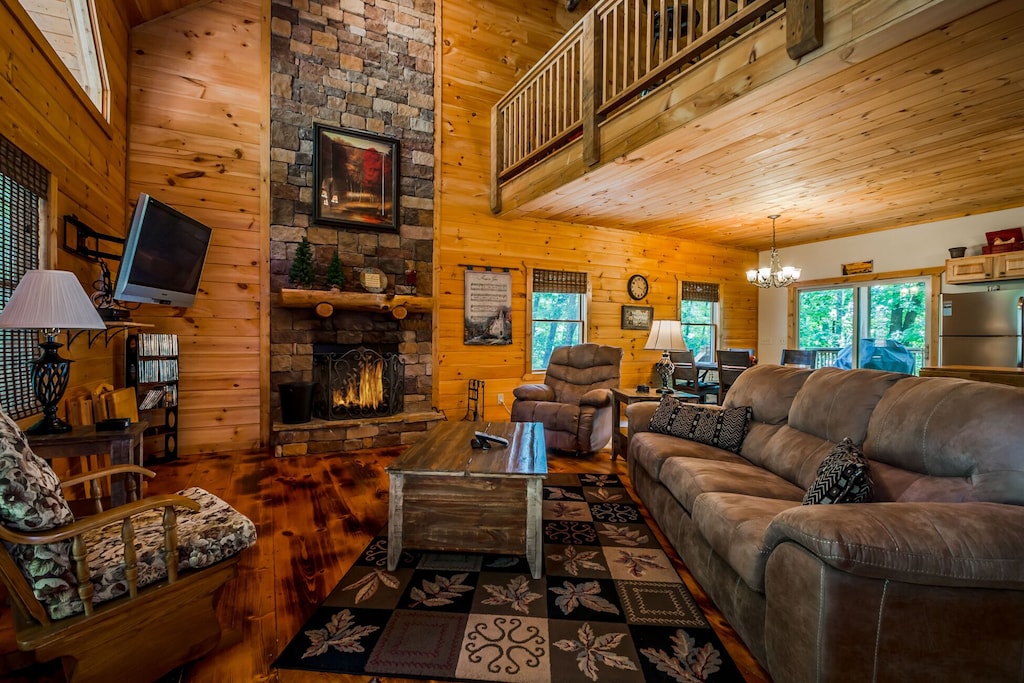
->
<box><xmin>670</xmin><ymin>350</ymin><xmax>719</xmax><ymax>403</ymax></box>
<box><xmin>781</xmin><ymin>348</ymin><xmax>818</xmax><ymax>368</ymax></box>
<box><xmin>716</xmin><ymin>349</ymin><xmax>752</xmax><ymax>405</ymax></box>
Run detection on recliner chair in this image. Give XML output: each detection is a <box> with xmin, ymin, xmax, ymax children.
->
<box><xmin>510</xmin><ymin>343</ymin><xmax>623</xmax><ymax>455</ymax></box>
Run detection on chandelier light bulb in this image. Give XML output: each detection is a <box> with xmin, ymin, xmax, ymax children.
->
<box><xmin>747</xmin><ymin>215</ymin><xmax>801</xmax><ymax>288</ymax></box>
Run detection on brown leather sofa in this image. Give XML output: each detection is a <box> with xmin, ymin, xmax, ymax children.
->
<box><xmin>511</xmin><ymin>342</ymin><xmax>622</xmax><ymax>455</ymax></box>
<box><xmin>626</xmin><ymin>364</ymin><xmax>1024</xmax><ymax>682</ymax></box>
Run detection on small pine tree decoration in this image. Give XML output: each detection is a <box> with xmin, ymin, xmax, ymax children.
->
<box><xmin>325</xmin><ymin>252</ymin><xmax>345</xmax><ymax>290</ymax></box>
<box><xmin>289</xmin><ymin>236</ymin><xmax>315</xmax><ymax>288</ymax></box>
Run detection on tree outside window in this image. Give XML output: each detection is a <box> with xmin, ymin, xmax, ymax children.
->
<box><xmin>530</xmin><ymin>269</ymin><xmax>588</xmax><ymax>372</ymax></box>
<box><xmin>679</xmin><ymin>282</ymin><xmax>719</xmax><ymax>363</ymax></box>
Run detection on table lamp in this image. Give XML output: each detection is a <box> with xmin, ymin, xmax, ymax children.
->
<box><xmin>644</xmin><ymin>320</ymin><xmax>688</xmax><ymax>394</ymax></box>
<box><xmin>0</xmin><ymin>270</ymin><xmax>107</xmax><ymax>434</ymax></box>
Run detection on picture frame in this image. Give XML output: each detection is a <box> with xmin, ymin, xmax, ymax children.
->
<box><xmin>621</xmin><ymin>305</ymin><xmax>654</xmax><ymax>330</ymax></box>
<box><xmin>313</xmin><ymin>124</ymin><xmax>400</xmax><ymax>231</ymax></box>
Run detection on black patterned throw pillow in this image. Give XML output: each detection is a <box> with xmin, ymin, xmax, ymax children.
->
<box><xmin>648</xmin><ymin>398</ymin><xmax>751</xmax><ymax>453</ymax></box>
<box><xmin>803</xmin><ymin>437</ymin><xmax>874</xmax><ymax>505</ymax></box>
<box><xmin>648</xmin><ymin>395</ymin><xmax>684</xmax><ymax>434</ymax></box>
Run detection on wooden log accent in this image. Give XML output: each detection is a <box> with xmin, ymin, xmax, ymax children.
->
<box><xmin>279</xmin><ymin>289</ymin><xmax>433</xmax><ymax>319</ymax></box>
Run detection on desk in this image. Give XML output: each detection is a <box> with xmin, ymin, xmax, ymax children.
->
<box><xmin>610</xmin><ymin>388</ymin><xmax>696</xmax><ymax>462</ymax></box>
<box><xmin>29</xmin><ymin>422</ymin><xmax>149</xmax><ymax>507</ymax></box>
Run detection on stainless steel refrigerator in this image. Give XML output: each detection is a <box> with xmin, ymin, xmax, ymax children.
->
<box><xmin>940</xmin><ymin>289</ymin><xmax>1024</xmax><ymax>367</ymax></box>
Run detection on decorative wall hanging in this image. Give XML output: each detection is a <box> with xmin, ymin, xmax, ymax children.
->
<box><xmin>621</xmin><ymin>305</ymin><xmax>654</xmax><ymax>330</ymax></box>
<box><xmin>314</xmin><ymin>124</ymin><xmax>399</xmax><ymax>231</ymax></box>
<box><xmin>464</xmin><ymin>269</ymin><xmax>512</xmax><ymax>345</ymax></box>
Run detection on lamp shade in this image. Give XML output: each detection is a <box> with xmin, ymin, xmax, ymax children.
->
<box><xmin>0</xmin><ymin>270</ymin><xmax>106</xmax><ymax>330</ymax></box>
<box><xmin>643</xmin><ymin>320</ymin><xmax>688</xmax><ymax>352</ymax></box>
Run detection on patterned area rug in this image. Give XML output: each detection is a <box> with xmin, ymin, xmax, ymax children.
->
<box><xmin>274</xmin><ymin>473</ymin><xmax>744</xmax><ymax>682</ymax></box>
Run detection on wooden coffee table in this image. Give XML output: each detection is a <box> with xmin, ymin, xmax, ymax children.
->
<box><xmin>386</xmin><ymin>421</ymin><xmax>547</xmax><ymax>578</ymax></box>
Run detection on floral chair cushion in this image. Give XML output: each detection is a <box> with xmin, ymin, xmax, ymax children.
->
<box><xmin>0</xmin><ymin>409</ymin><xmax>77</xmax><ymax>608</ymax></box>
<box><xmin>43</xmin><ymin>486</ymin><xmax>257</xmax><ymax>620</ymax></box>
<box><xmin>0</xmin><ymin>410</ymin><xmax>74</xmax><ymax>531</ymax></box>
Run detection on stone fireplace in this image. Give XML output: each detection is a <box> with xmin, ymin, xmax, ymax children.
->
<box><xmin>312</xmin><ymin>343</ymin><xmax>404</xmax><ymax>420</ymax></box>
<box><xmin>268</xmin><ymin>0</ymin><xmax>440</xmax><ymax>455</ymax></box>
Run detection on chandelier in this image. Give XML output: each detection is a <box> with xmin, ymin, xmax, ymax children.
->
<box><xmin>746</xmin><ymin>214</ymin><xmax>801</xmax><ymax>288</ymax></box>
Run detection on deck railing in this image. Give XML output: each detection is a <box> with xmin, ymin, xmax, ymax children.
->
<box><xmin>492</xmin><ymin>0</ymin><xmax>804</xmax><ymax>201</ymax></box>
<box><xmin>807</xmin><ymin>347</ymin><xmax>926</xmax><ymax>375</ymax></box>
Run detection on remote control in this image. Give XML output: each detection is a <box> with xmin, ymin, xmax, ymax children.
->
<box><xmin>474</xmin><ymin>431</ymin><xmax>509</xmax><ymax>447</ymax></box>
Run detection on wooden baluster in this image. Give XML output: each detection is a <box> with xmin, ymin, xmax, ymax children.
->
<box><xmin>163</xmin><ymin>506</ymin><xmax>181</xmax><ymax>583</ymax></box>
<box><xmin>122</xmin><ymin>518</ymin><xmax>139</xmax><ymax>598</ymax></box>
<box><xmin>72</xmin><ymin>535</ymin><xmax>94</xmax><ymax>616</ymax></box>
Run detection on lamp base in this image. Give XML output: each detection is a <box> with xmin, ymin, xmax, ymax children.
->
<box><xmin>28</xmin><ymin>337</ymin><xmax>73</xmax><ymax>436</ymax></box>
<box><xmin>655</xmin><ymin>351</ymin><xmax>675</xmax><ymax>393</ymax></box>
<box><xmin>25</xmin><ymin>414</ymin><xmax>73</xmax><ymax>435</ymax></box>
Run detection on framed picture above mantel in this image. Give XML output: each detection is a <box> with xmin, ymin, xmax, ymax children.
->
<box><xmin>313</xmin><ymin>124</ymin><xmax>400</xmax><ymax>231</ymax></box>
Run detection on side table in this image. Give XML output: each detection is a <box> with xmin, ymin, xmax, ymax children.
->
<box><xmin>610</xmin><ymin>388</ymin><xmax>697</xmax><ymax>462</ymax></box>
<box><xmin>29</xmin><ymin>422</ymin><xmax>149</xmax><ymax>508</ymax></box>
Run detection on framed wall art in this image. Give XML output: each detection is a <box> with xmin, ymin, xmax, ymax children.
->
<box><xmin>464</xmin><ymin>269</ymin><xmax>512</xmax><ymax>345</ymax></box>
<box><xmin>621</xmin><ymin>305</ymin><xmax>654</xmax><ymax>330</ymax></box>
<box><xmin>313</xmin><ymin>124</ymin><xmax>400</xmax><ymax>231</ymax></box>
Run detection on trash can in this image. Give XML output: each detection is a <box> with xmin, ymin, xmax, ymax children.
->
<box><xmin>278</xmin><ymin>381</ymin><xmax>314</xmax><ymax>424</ymax></box>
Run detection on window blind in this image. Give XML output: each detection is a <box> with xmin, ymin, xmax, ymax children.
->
<box><xmin>533</xmin><ymin>269</ymin><xmax>588</xmax><ymax>294</ymax></box>
<box><xmin>0</xmin><ymin>134</ymin><xmax>46</xmax><ymax>419</ymax></box>
<box><xmin>679</xmin><ymin>281</ymin><xmax>719</xmax><ymax>302</ymax></box>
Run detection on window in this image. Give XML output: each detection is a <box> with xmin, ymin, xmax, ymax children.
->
<box><xmin>679</xmin><ymin>281</ymin><xmax>718</xmax><ymax>363</ymax></box>
<box><xmin>1</xmin><ymin>134</ymin><xmax>47</xmax><ymax>419</ymax></box>
<box><xmin>796</xmin><ymin>277</ymin><xmax>929</xmax><ymax>374</ymax></box>
<box><xmin>19</xmin><ymin>0</ymin><xmax>108</xmax><ymax>115</ymax></box>
<box><xmin>530</xmin><ymin>269</ymin><xmax>588</xmax><ymax>372</ymax></box>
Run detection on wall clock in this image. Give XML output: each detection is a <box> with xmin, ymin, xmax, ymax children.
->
<box><xmin>627</xmin><ymin>274</ymin><xmax>649</xmax><ymax>300</ymax></box>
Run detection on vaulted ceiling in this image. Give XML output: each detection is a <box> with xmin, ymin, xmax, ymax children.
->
<box><xmin>496</xmin><ymin>0</ymin><xmax>1024</xmax><ymax>250</ymax></box>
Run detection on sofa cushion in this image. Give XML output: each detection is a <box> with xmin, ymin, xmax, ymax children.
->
<box><xmin>692</xmin><ymin>492</ymin><xmax>800</xmax><ymax>591</ymax></box>
<box><xmin>660</xmin><ymin>457</ymin><xmax>804</xmax><ymax>513</ymax></box>
<box><xmin>629</xmin><ymin>431</ymin><xmax>747</xmax><ymax>483</ymax></box>
<box><xmin>649</xmin><ymin>398</ymin><xmax>751</xmax><ymax>453</ymax></box>
<box><xmin>802</xmin><ymin>438</ymin><xmax>873</xmax><ymax>505</ymax></box>
<box><xmin>788</xmin><ymin>368</ymin><xmax>906</xmax><ymax>444</ymax></box>
<box><xmin>864</xmin><ymin>376</ymin><xmax>1024</xmax><ymax>504</ymax></box>
<box><xmin>722</xmin><ymin>364</ymin><xmax>813</xmax><ymax>425</ymax></box>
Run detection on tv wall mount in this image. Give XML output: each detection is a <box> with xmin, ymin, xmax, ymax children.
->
<box><xmin>62</xmin><ymin>214</ymin><xmax>124</xmax><ymax>262</ymax></box>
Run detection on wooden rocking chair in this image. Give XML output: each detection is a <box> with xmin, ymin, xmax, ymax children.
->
<box><xmin>0</xmin><ymin>408</ymin><xmax>256</xmax><ymax>683</ymax></box>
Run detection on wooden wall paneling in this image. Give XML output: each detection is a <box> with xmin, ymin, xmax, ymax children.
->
<box><xmin>437</xmin><ymin>0</ymin><xmax>758</xmax><ymax>431</ymax></box>
<box><xmin>0</xmin><ymin>0</ymin><xmax>131</xmax><ymax>421</ymax></box>
<box><xmin>127</xmin><ymin>0</ymin><xmax>266</xmax><ymax>456</ymax></box>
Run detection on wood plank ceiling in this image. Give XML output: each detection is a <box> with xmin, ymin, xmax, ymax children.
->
<box><xmin>124</xmin><ymin>0</ymin><xmax>207</xmax><ymax>26</ymax></box>
<box><xmin>503</xmin><ymin>0</ymin><xmax>1024</xmax><ymax>250</ymax></box>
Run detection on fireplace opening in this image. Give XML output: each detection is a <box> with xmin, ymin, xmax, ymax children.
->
<box><xmin>312</xmin><ymin>344</ymin><xmax>404</xmax><ymax>419</ymax></box>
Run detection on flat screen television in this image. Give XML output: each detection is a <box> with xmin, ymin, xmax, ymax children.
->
<box><xmin>114</xmin><ymin>193</ymin><xmax>212</xmax><ymax>307</ymax></box>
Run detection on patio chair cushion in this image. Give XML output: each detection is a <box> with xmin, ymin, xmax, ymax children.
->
<box><xmin>0</xmin><ymin>409</ymin><xmax>77</xmax><ymax>611</ymax></box>
<box><xmin>0</xmin><ymin>410</ymin><xmax>74</xmax><ymax>532</ymax></box>
<box><xmin>43</xmin><ymin>486</ymin><xmax>257</xmax><ymax>620</ymax></box>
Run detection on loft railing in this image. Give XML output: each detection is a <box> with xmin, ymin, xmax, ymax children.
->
<box><xmin>491</xmin><ymin>0</ymin><xmax>822</xmax><ymax>210</ymax></box>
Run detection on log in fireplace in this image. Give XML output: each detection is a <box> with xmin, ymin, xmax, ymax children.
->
<box><xmin>312</xmin><ymin>343</ymin><xmax>404</xmax><ymax>420</ymax></box>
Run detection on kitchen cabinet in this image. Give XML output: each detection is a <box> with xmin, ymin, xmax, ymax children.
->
<box><xmin>946</xmin><ymin>252</ymin><xmax>1024</xmax><ymax>284</ymax></box>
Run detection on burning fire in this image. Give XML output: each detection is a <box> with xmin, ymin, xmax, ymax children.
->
<box><xmin>333</xmin><ymin>358</ymin><xmax>384</xmax><ymax>409</ymax></box>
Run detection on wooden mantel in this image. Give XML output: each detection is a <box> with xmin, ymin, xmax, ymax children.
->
<box><xmin>278</xmin><ymin>288</ymin><xmax>433</xmax><ymax>319</ymax></box>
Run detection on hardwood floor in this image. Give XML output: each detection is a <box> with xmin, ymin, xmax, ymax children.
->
<box><xmin>0</xmin><ymin>440</ymin><xmax>771</xmax><ymax>683</ymax></box>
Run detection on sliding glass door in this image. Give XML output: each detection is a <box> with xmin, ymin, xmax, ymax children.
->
<box><xmin>797</xmin><ymin>278</ymin><xmax>929</xmax><ymax>374</ymax></box>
